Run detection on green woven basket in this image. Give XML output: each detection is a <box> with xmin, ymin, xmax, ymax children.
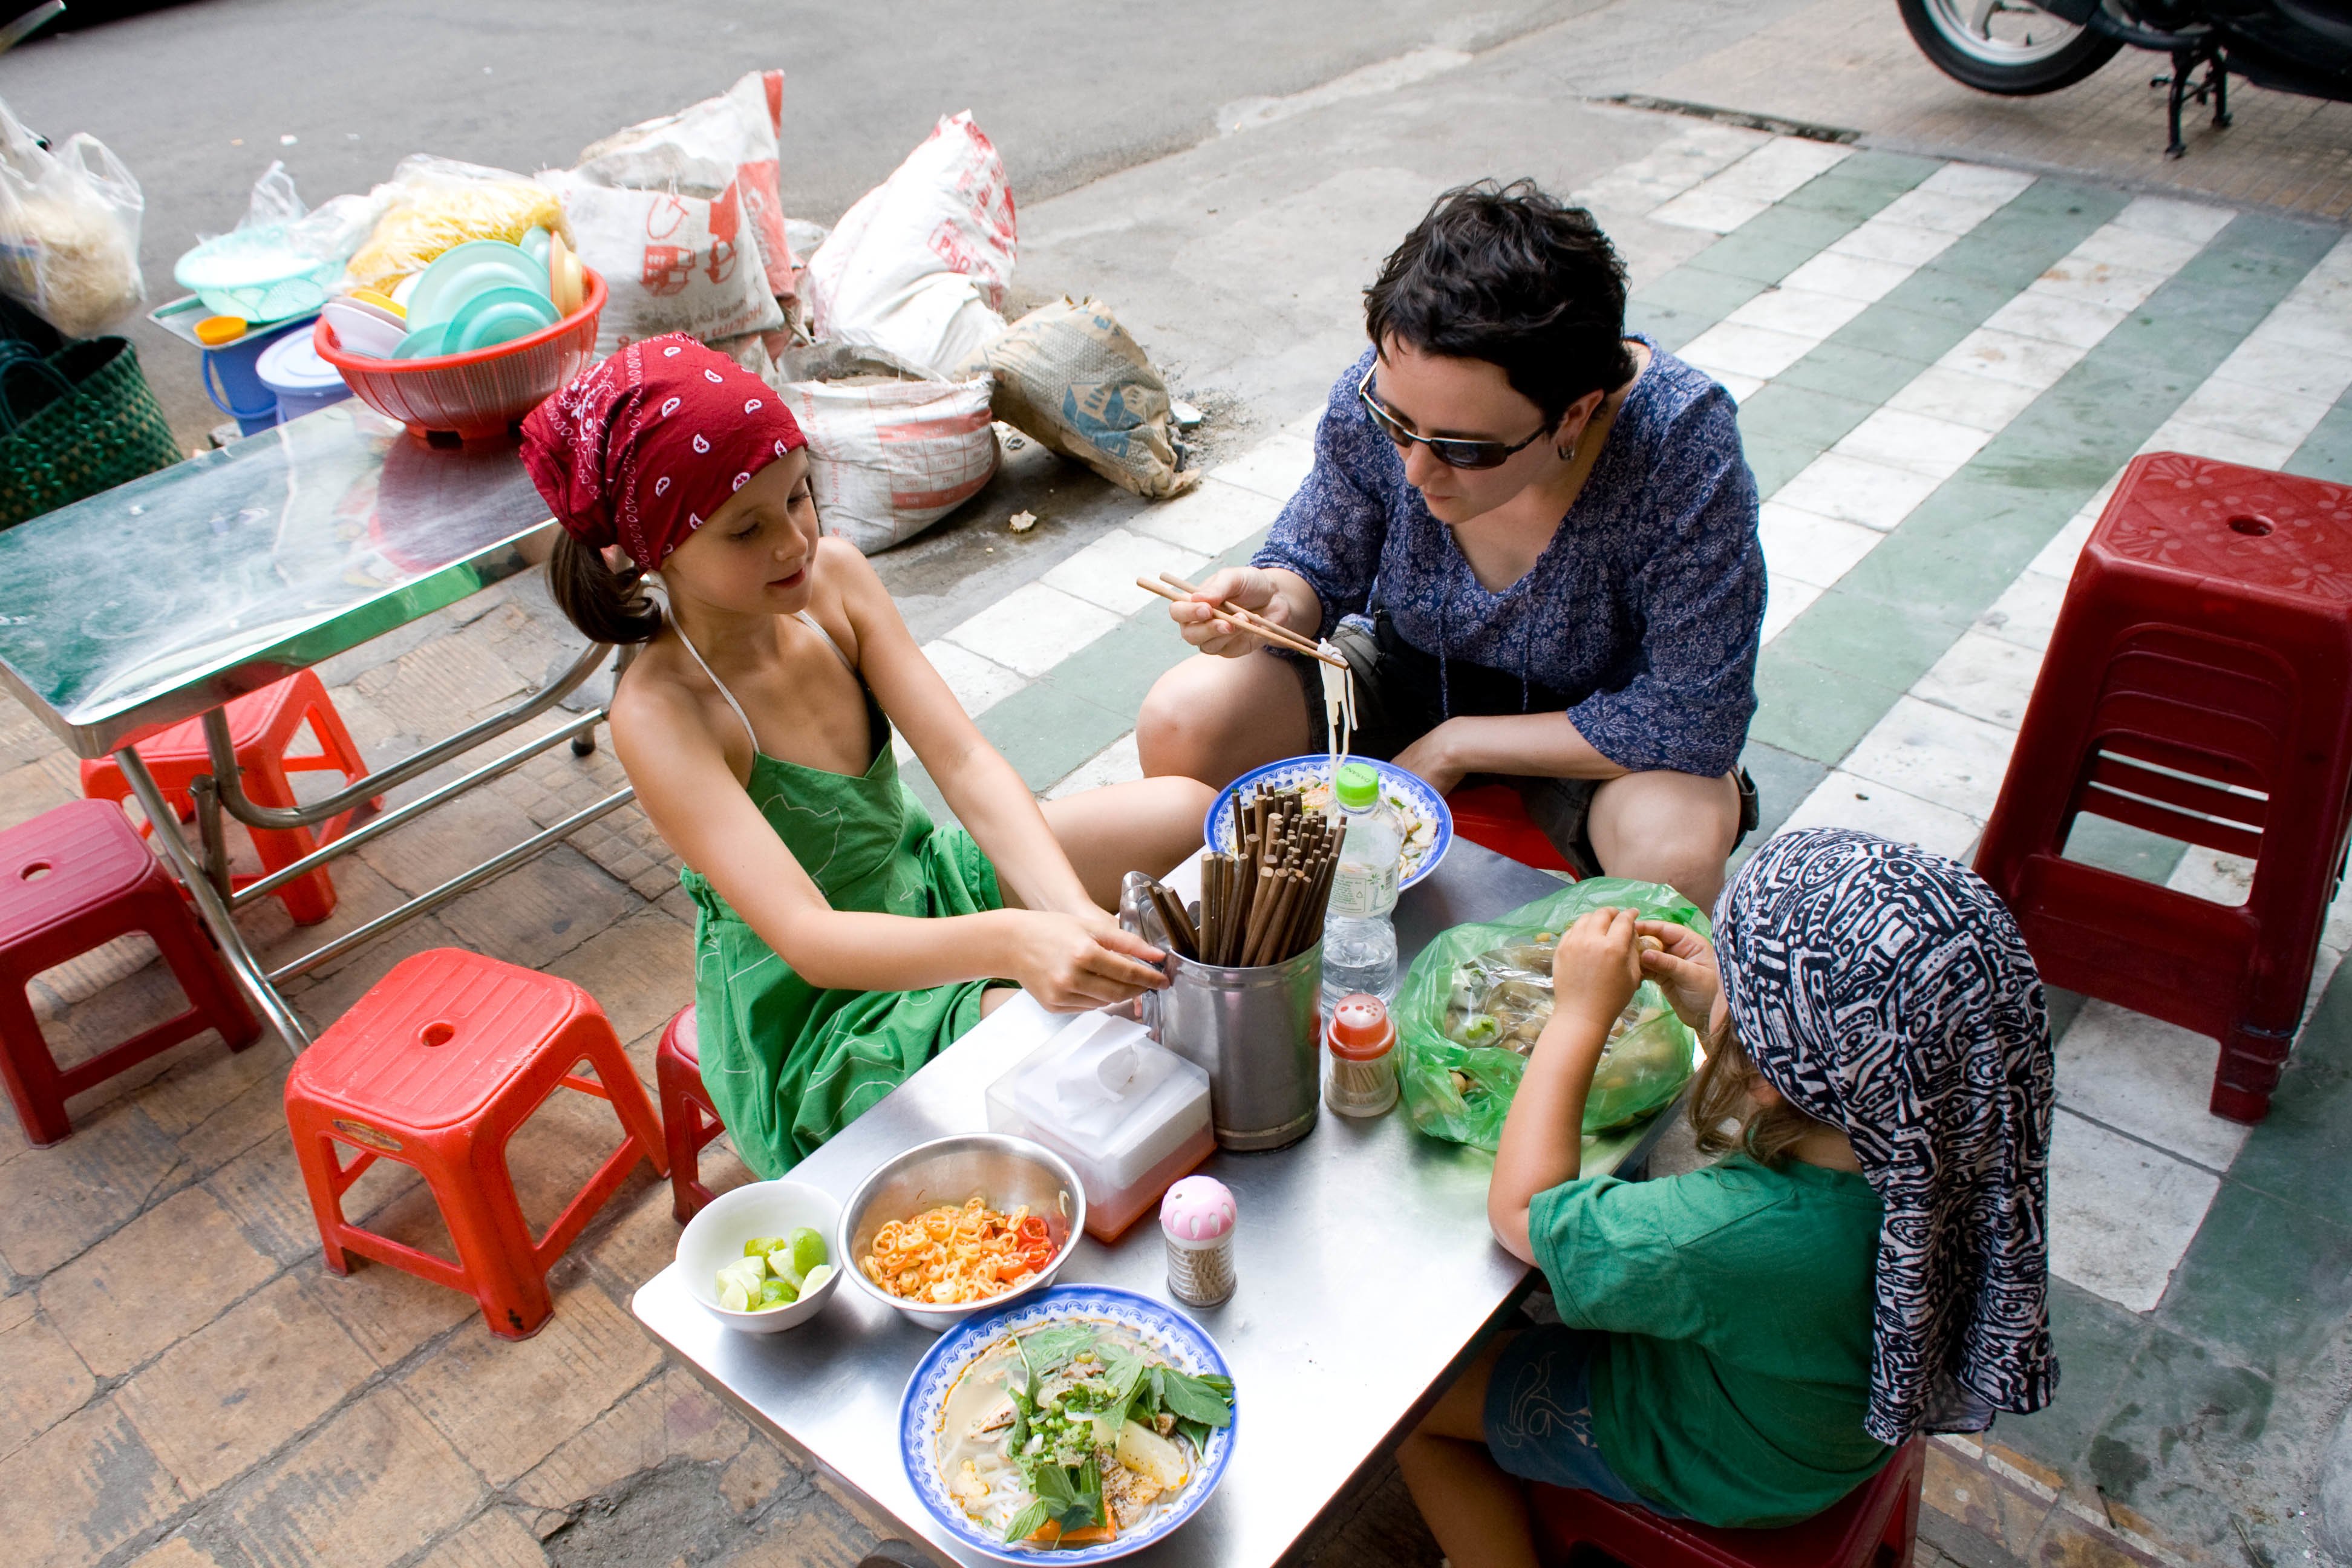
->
<box><xmin>0</xmin><ymin>336</ymin><xmax>185</xmax><ymax>529</ymax></box>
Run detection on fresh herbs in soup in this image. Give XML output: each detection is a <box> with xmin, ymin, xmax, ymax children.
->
<box><xmin>936</xmin><ymin>1318</ymin><xmax>1234</xmax><ymax>1548</ymax></box>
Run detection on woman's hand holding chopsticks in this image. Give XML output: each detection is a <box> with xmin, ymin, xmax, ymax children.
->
<box><xmin>1153</xmin><ymin>566</ymin><xmax>1335</xmax><ymax>665</ymax></box>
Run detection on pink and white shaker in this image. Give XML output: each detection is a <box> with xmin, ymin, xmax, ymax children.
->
<box><xmin>1160</xmin><ymin>1175</ymin><xmax>1237</xmax><ymax>1307</ymax></box>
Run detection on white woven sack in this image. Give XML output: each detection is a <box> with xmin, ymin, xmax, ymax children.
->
<box><xmin>781</xmin><ymin>375</ymin><xmax>998</xmax><ymax>554</ymax></box>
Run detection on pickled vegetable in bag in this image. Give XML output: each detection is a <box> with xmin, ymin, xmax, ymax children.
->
<box><xmin>1397</xmin><ymin>877</ymin><xmax>1707</xmax><ymax>1151</ymax></box>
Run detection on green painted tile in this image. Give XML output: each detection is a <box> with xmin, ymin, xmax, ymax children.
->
<box><xmin>2225</xmin><ymin>958</ymin><xmax>2352</xmax><ymax>1230</ymax></box>
<box><xmin>2156</xmin><ymin>1178</ymin><xmax>2352</xmax><ymax>1375</ymax></box>
<box><xmin>1064</xmin><ymin>614</ymin><xmax>1192</xmax><ymax>720</ymax></box>
<box><xmin>2288</xmin><ymin>402</ymin><xmax>2352</xmax><ymax>485</ymax></box>
<box><xmin>1731</xmin><ymin>202</ymin><xmax>1860</xmax><ymax>253</ymax></box>
<box><xmin>2003</xmin><ymin>180</ymin><xmax>2122</xmax><ymax>223</ymax></box>
<box><xmin>1778</xmin><ymin>177</ymin><xmax>1900</xmax><ymax>223</ymax></box>
<box><xmin>1682</xmin><ymin>232</ymin><xmax>1823</xmax><ymax>286</ymax></box>
<box><xmin>1633</xmin><ymin>267</ymin><xmax>1768</xmax><ymax>323</ymax></box>
<box><xmin>1749</xmin><ymin>652</ymin><xmax>1907</xmax><ymax>763</ymax></box>
<box><xmin>1627</xmin><ymin>301</ymin><xmax>1704</xmax><ymax>353</ymax></box>
<box><xmin>1877</xmin><ymin>268</ymin><xmax>2014</xmax><ymax>327</ymax></box>
<box><xmin>1768</xmin><ymin>588</ymin><xmax>1962</xmax><ymax>693</ymax></box>
<box><xmin>975</xmin><ymin>677</ymin><xmax>1131</xmax><ymax>791</ymax></box>
<box><xmin>1829</xmin><ymin>304</ymin><xmax>1971</xmax><ymax>365</ymax></box>
<box><xmin>2087</xmin><ymin>1330</ymin><xmax>2273</xmax><ymax>1519</ymax></box>
<box><xmin>1774</xmin><ymin>342</ymin><xmax>1927</xmax><ymax>406</ymax></box>
<box><xmin>2095</xmin><ymin>315</ymin><xmax>2245</xmax><ymax>377</ymax></box>
<box><xmin>1733</xmin><ymin>383</ymin><xmax>1876</xmax><ymax>454</ymax></box>
<box><xmin>1738</xmin><ymin>740</ymin><xmax>1828</xmax><ymax>842</ymax></box>
<box><xmin>1740</xmin><ymin>434</ymin><xmax>1814</xmax><ymax>498</ymax></box>
<box><xmin>1829</xmin><ymin>149</ymin><xmax>1942</xmax><ymax>189</ymax></box>
<box><xmin>1838</xmin><ymin>485</ymin><xmax>2068</xmax><ymax>621</ymax></box>
<box><xmin>1996</xmin><ymin>1277</ymin><xmax>2149</xmax><ymax>1478</ymax></box>
<box><xmin>2058</xmin><ymin>814</ymin><xmax>2190</xmax><ymax>885</ymax></box>
<box><xmin>1927</xmin><ymin>197</ymin><xmax>2122</xmax><ymax>290</ymax></box>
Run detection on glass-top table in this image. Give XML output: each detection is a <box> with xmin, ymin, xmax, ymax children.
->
<box><xmin>632</xmin><ymin>840</ymin><xmax>1682</xmax><ymax>1567</ymax></box>
<box><xmin>0</xmin><ymin>405</ymin><xmax>624</xmax><ymax>1047</ymax></box>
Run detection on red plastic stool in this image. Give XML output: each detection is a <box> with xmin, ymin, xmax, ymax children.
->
<box><xmin>80</xmin><ymin>670</ymin><xmax>378</xmax><ymax>926</ymax></box>
<box><xmin>655</xmin><ymin>1005</ymin><xmax>727</xmax><ymax>1224</ymax></box>
<box><xmin>1449</xmin><ymin>783</ymin><xmax>1577</xmax><ymax>875</ymax></box>
<box><xmin>0</xmin><ymin>800</ymin><xmax>261</xmax><ymax>1145</ymax></box>
<box><xmin>284</xmin><ymin>948</ymin><xmax>669</xmax><ymax>1339</ymax></box>
<box><xmin>1530</xmin><ymin>1437</ymin><xmax>1922</xmax><ymax>1568</ymax></box>
<box><xmin>1976</xmin><ymin>454</ymin><xmax>2352</xmax><ymax>1123</ymax></box>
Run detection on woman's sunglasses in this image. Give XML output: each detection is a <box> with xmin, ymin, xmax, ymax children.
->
<box><xmin>1357</xmin><ymin>368</ymin><xmax>1550</xmax><ymax>471</ymax></box>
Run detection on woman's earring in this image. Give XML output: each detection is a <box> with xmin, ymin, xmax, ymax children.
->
<box><xmin>1555</xmin><ymin>437</ymin><xmax>1578</xmax><ymax>463</ymax></box>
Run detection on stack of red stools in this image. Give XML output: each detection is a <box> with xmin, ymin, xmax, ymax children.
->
<box><xmin>1530</xmin><ymin>1438</ymin><xmax>1922</xmax><ymax>1568</ymax></box>
<box><xmin>284</xmin><ymin>948</ymin><xmax>667</xmax><ymax>1339</ymax></box>
<box><xmin>80</xmin><ymin>670</ymin><xmax>377</xmax><ymax>926</ymax></box>
<box><xmin>1976</xmin><ymin>453</ymin><xmax>2352</xmax><ymax>1122</ymax></box>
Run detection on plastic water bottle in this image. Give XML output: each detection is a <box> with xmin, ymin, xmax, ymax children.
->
<box><xmin>1322</xmin><ymin>762</ymin><xmax>1402</xmax><ymax>1008</ymax></box>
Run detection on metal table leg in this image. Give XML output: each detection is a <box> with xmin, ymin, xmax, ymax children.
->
<box><xmin>119</xmin><ymin>750</ymin><xmax>315</xmax><ymax>1050</ymax></box>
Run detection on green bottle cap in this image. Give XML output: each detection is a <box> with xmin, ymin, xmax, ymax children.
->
<box><xmin>1333</xmin><ymin>761</ymin><xmax>1380</xmax><ymax>810</ymax></box>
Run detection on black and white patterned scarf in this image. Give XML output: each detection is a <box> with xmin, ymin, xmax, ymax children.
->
<box><xmin>1714</xmin><ymin>828</ymin><xmax>2057</xmax><ymax>1445</ymax></box>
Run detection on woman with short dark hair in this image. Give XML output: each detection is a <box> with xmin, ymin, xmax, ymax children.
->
<box><xmin>1137</xmin><ymin>180</ymin><xmax>1765</xmax><ymax>909</ymax></box>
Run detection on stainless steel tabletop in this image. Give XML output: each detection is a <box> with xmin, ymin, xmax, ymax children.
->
<box><xmin>633</xmin><ymin>841</ymin><xmax>1674</xmax><ymax>1567</ymax></box>
<box><xmin>0</xmin><ymin>402</ymin><xmax>552</xmax><ymax>758</ymax></box>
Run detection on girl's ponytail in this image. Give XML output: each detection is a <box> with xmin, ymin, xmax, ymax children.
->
<box><xmin>550</xmin><ymin>532</ymin><xmax>663</xmax><ymax>645</ymax></box>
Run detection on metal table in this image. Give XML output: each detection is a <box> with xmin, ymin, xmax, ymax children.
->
<box><xmin>0</xmin><ymin>403</ymin><xmax>626</xmax><ymax>1047</ymax></box>
<box><xmin>633</xmin><ymin>841</ymin><xmax>1679</xmax><ymax>1567</ymax></box>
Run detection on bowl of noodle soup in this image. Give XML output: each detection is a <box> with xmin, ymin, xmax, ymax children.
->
<box><xmin>840</xmin><ymin>1134</ymin><xmax>1086</xmax><ymax>1333</ymax></box>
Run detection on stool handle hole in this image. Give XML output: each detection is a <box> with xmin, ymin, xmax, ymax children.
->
<box><xmin>419</xmin><ymin>1021</ymin><xmax>456</xmax><ymax>1048</ymax></box>
<box><xmin>18</xmin><ymin>861</ymin><xmax>49</xmax><ymax>881</ymax></box>
<box><xmin>2228</xmin><ymin>514</ymin><xmax>2275</xmax><ymax>536</ymax></box>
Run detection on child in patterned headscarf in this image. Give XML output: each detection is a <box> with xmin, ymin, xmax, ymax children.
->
<box><xmin>1398</xmin><ymin>827</ymin><xmax>2056</xmax><ymax>1551</ymax></box>
<box><xmin>521</xmin><ymin>336</ymin><xmax>1213</xmax><ymax>1176</ymax></box>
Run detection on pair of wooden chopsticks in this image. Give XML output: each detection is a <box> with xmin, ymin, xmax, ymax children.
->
<box><xmin>1135</xmin><ymin>572</ymin><xmax>1347</xmax><ymax>670</ymax></box>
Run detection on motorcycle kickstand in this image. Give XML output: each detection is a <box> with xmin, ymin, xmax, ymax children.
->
<box><xmin>2155</xmin><ymin>43</ymin><xmax>2229</xmax><ymax>159</ymax></box>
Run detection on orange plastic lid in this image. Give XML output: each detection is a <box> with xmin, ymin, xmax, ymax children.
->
<box><xmin>1327</xmin><ymin>994</ymin><xmax>1394</xmax><ymax>1059</ymax></box>
<box><xmin>194</xmin><ymin>315</ymin><xmax>248</xmax><ymax>345</ymax></box>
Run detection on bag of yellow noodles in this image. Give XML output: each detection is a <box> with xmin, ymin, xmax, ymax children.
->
<box><xmin>1396</xmin><ymin>877</ymin><xmax>1707</xmax><ymax>1152</ymax></box>
<box><xmin>344</xmin><ymin>155</ymin><xmax>572</xmax><ymax>295</ymax></box>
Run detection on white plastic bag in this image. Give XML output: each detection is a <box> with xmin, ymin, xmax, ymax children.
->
<box><xmin>0</xmin><ymin>97</ymin><xmax>143</xmax><ymax>339</ymax></box>
<box><xmin>805</xmin><ymin>111</ymin><xmax>1016</xmax><ymax>377</ymax></box>
<box><xmin>572</xmin><ymin>68</ymin><xmax>795</xmax><ymax>303</ymax></box>
<box><xmin>540</xmin><ymin>168</ymin><xmax>784</xmax><ymax>357</ymax></box>
<box><xmin>780</xmin><ymin>374</ymin><xmax>998</xmax><ymax>554</ymax></box>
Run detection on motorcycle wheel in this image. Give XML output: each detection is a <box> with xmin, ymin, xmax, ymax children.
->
<box><xmin>1897</xmin><ymin>0</ymin><xmax>2125</xmax><ymax>94</ymax></box>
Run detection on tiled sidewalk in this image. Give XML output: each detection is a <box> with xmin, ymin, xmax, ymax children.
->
<box><xmin>1</xmin><ymin>128</ymin><xmax>2350</xmax><ymax>1568</ymax></box>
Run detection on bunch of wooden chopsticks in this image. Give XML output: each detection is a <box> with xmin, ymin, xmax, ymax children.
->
<box><xmin>1138</xmin><ymin>784</ymin><xmax>1347</xmax><ymax>968</ymax></box>
<box><xmin>1135</xmin><ymin>572</ymin><xmax>1347</xmax><ymax>670</ymax></box>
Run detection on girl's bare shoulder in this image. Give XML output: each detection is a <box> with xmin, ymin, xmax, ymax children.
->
<box><xmin>610</xmin><ymin>635</ymin><xmax>720</xmax><ymax>743</ymax></box>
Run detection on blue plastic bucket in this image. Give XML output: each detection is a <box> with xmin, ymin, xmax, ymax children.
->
<box><xmin>200</xmin><ymin>314</ymin><xmax>316</xmax><ymax>435</ymax></box>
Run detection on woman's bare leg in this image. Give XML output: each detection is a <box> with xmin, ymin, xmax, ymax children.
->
<box><xmin>1397</xmin><ymin>1335</ymin><xmax>1542</xmax><ymax>1568</ymax></box>
<box><xmin>1586</xmin><ymin>768</ymin><xmax>1743</xmax><ymax>915</ymax></box>
<box><xmin>1135</xmin><ymin>650</ymin><xmax>1315</xmax><ymax>789</ymax></box>
<box><xmin>1039</xmin><ymin>776</ymin><xmax>1217</xmax><ymax>910</ymax></box>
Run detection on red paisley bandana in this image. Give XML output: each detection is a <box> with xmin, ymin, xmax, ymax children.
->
<box><xmin>520</xmin><ymin>333</ymin><xmax>805</xmax><ymax>568</ymax></box>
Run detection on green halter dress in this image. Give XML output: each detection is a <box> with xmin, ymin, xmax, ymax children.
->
<box><xmin>676</xmin><ymin>611</ymin><xmax>1004</xmax><ymax>1178</ymax></box>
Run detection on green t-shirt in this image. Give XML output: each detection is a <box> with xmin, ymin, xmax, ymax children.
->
<box><xmin>1528</xmin><ymin>1154</ymin><xmax>1890</xmax><ymax>1527</ymax></box>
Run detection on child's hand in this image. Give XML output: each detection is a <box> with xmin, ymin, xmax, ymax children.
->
<box><xmin>1550</xmin><ymin>907</ymin><xmax>1642</xmax><ymax>1037</ymax></box>
<box><xmin>1006</xmin><ymin>910</ymin><xmax>1169</xmax><ymax>1012</ymax></box>
<box><xmin>1636</xmin><ymin>920</ymin><xmax>1722</xmax><ymax>1033</ymax></box>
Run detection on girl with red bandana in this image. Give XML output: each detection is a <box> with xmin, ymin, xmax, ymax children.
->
<box><xmin>521</xmin><ymin>336</ymin><xmax>1210</xmax><ymax>1175</ymax></box>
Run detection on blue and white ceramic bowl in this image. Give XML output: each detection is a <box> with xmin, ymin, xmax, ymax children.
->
<box><xmin>1205</xmin><ymin>754</ymin><xmax>1452</xmax><ymax>889</ymax></box>
<box><xmin>899</xmin><ymin>1285</ymin><xmax>1236</xmax><ymax>1563</ymax></box>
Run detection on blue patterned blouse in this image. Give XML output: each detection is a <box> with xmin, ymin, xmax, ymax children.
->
<box><xmin>1253</xmin><ymin>342</ymin><xmax>1765</xmax><ymax>778</ymax></box>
